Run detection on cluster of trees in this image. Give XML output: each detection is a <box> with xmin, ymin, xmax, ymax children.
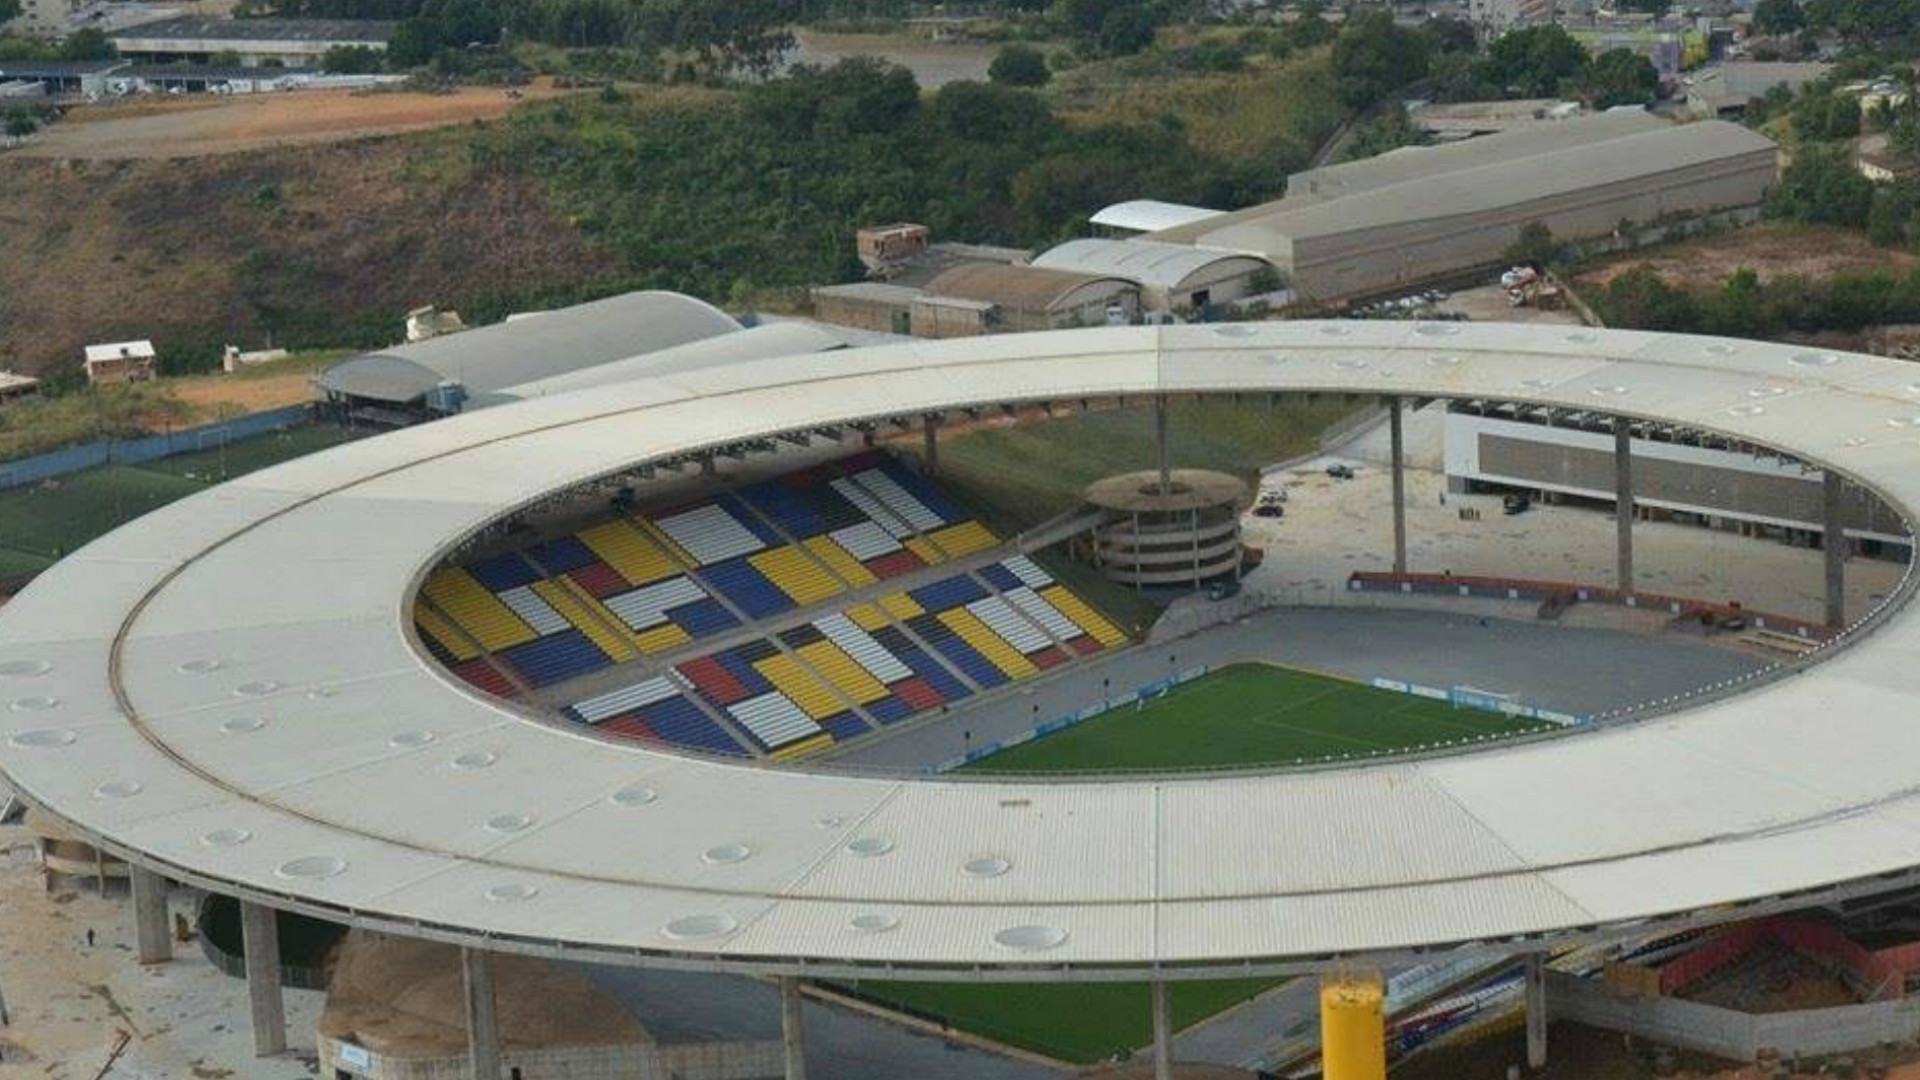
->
<box><xmin>1768</xmin><ymin>143</ymin><xmax>1920</xmax><ymax>245</ymax></box>
<box><xmin>0</xmin><ymin>26</ymin><xmax>115</xmax><ymax>62</ymax></box>
<box><xmin>1751</xmin><ymin>0</ymin><xmax>1920</xmax><ymax>44</ymax></box>
<box><xmin>241</xmin><ymin>0</ymin><xmax>799</xmax><ymax>74</ymax></box>
<box><xmin>1426</xmin><ymin>24</ymin><xmax>1658</xmax><ymax>107</ymax></box>
<box><xmin>469</xmin><ymin>58</ymin><xmax>1281</xmax><ymax>301</ymax></box>
<box><xmin>1596</xmin><ymin>264</ymin><xmax>1920</xmax><ymax>335</ymax></box>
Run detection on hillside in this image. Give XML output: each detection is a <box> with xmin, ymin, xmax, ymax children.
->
<box><xmin>0</xmin><ymin>135</ymin><xmax>619</xmax><ymax>378</ymax></box>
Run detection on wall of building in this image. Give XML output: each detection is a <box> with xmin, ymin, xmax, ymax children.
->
<box><xmin>1291</xmin><ymin>149</ymin><xmax>1776</xmax><ymax>301</ymax></box>
<box><xmin>1020</xmin><ymin>281</ymin><xmax>1137</xmax><ymax>333</ymax></box>
<box><xmin>1444</xmin><ymin>410</ymin><xmax>1911</xmax><ymax>544</ymax></box>
<box><xmin>1157</xmin><ymin>260</ymin><xmax>1268</xmax><ymax>313</ymax></box>
<box><xmin>1548</xmin><ymin>971</ymin><xmax>1920</xmax><ymax>1060</ymax></box>
<box><xmin>812</xmin><ymin>293</ymin><xmax>911</xmax><ymax>335</ymax></box>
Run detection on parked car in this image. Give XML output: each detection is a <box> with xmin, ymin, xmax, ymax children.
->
<box><xmin>1326</xmin><ymin>463</ymin><xmax>1356</xmax><ymax>480</ymax></box>
<box><xmin>1502</xmin><ymin>494</ymin><xmax>1532</xmax><ymax>515</ymax></box>
<box><xmin>1253</xmin><ymin>503</ymin><xmax>1284</xmax><ymax>518</ymax></box>
<box><xmin>1208</xmin><ymin>579</ymin><xmax>1242</xmax><ymax>601</ymax></box>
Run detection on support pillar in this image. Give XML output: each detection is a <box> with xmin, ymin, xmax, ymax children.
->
<box><xmin>1151</xmin><ymin>979</ymin><xmax>1173</xmax><ymax>1080</ymax></box>
<box><xmin>923</xmin><ymin>415</ymin><xmax>940</xmax><ymax>476</ymax></box>
<box><xmin>1524</xmin><ymin>953</ymin><xmax>1548</xmax><ymax>1070</ymax></box>
<box><xmin>1320</xmin><ymin>974</ymin><xmax>1386</xmax><ymax>1080</ymax></box>
<box><xmin>130</xmin><ymin>864</ymin><xmax>170</xmax><ymax>965</ymax></box>
<box><xmin>1825</xmin><ymin>470</ymin><xmax>1847</xmax><ymax>628</ymax></box>
<box><xmin>1614</xmin><ymin>418</ymin><xmax>1634</xmax><ymax>593</ymax></box>
<box><xmin>1155</xmin><ymin>393</ymin><xmax>1172</xmax><ymax>495</ymax></box>
<box><xmin>780</xmin><ymin>976</ymin><xmax>807</xmax><ymax>1080</ymax></box>
<box><xmin>463</xmin><ymin>947</ymin><xmax>501</xmax><ymax>1080</ymax></box>
<box><xmin>1387</xmin><ymin>396</ymin><xmax>1407</xmax><ymax>575</ymax></box>
<box><xmin>700</xmin><ymin>453</ymin><xmax>717</xmax><ymax>477</ymax></box>
<box><xmin>239</xmin><ymin>901</ymin><xmax>285</xmax><ymax>1057</ymax></box>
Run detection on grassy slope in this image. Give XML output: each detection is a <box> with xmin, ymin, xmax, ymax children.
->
<box><xmin>0</xmin><ymin>136</ymin><xmax>617</xmax><ymax>378</ymax></box>
<box><xmin>896</xmin><ymin>397</ymin><xmax>1357</xmax><ymax>633</ymax></box>
<box><xmin>964</xmin><ymin>663</ymin><xmax>1552</xmax><ymax>774</ymax></box>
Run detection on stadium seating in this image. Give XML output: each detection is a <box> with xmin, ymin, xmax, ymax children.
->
<box><xmin>418</xmin><ymin>452</ymin><xmax>1137</xmax><ymax>760</ymax></box>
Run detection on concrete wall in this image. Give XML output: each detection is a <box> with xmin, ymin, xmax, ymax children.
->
<box><xmin>319</xmin><ymin>1034</ymin><xmax>785</xmax><ymax>1080</ymax></box>
<box><xmin>1549</xmin><ymin>971</ymin><xmax>1920</xmax><ymax>1059</ymax></box>
<box><xmin>1445</xmin><ymin>411</ymin><xmax>1911</xmax><ymax>544</ymax></box>
<box><xmin>1292</xmin><ymin>149</ymin><xmax>1775</xmax><ymax>301</ymax></box>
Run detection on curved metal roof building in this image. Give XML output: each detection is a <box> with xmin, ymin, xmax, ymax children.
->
<box><xmin>2</xmin><ymin>321</ymin><xmax>1916</xmax><ymax>982</ymax></box>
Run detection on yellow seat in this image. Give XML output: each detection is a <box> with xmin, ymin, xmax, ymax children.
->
<box><xmin>422</xmin><ymin>569</ymin><xmax>535</xmax><ymax>652</ymax></box>
<box><xmin>926</xmin><ymin>520</ymin><xmax>998</xmax><ymax>559</ymax></box>
<box><xmin>769</xmin><ymin>732</ymin><xmax>835</xmax><ymax>762</ymax></box>
<box><xmin>578</xmin><ymin>521</ymin><xmax>680</xmax><ymax>586</ymax></box>
<box><xmin>755</xmin><ymin>653</ymin><xmax>844</xmax><ymax>719</ymax></box>
<box><xmin>531</xmin><ymin>579</ymin><xmax>637</xmax><ymax>663</ymax></box>
<box><xmin>939</xmin><ymin>608</ymin><xmax>1038</xmax><ymax>680</ymax></box>
<box><xmin>797</xmin><ymin>640</ymin><xmax>887</xmax><ymax>704</ymax></box>
<box><xmin>414</xmin><ymin>604</ymin><xmax>480</xmax><ymax>662</ymax></box>
<box><xmin>803</xmin><ymin>536</ymin><xmax>877</xmax><ymax>588</ymax></box>
<box><xmin>750</xmin><ymin>546</ymin><xmax>844</xmax><ymax>606</ymax></box>
<box><xmin>1041</xmin><ymin>585</ymin><xmax>1129</xmax><ymax>646</ymax></box>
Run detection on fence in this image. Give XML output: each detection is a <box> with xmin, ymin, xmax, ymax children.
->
<box><xmin>1367</xmin><ymin>675</ymin><xmax>1585</xmax><ymax>726</ymax></box>
<box><xmin>0</xmin><ymin>404</ymin><xmax>313</xmax><ymax>491</ymax></box>
<box><xmin>924</xmin><ymin>664</ymin><xmax>1211</xmax><ymax>774</ymax></box>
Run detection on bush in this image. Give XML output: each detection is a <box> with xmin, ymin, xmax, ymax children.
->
<box><xmin>989</xmin><ymin>43</ymin><xmax>1051</xmax><ymax>87</ymax></box>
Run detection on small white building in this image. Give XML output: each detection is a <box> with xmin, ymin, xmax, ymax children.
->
<box><xmin>83</xmin><ymin>340</ymin><xmax>157</xmax><ymax>385</ymax></box>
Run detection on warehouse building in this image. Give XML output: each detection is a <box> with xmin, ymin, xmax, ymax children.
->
<box><xmin>0</xmin><ymin>59</ymin><xmax>128</xmax><ymax>96</ymax></box>
<box><xmin>318</xmin><ymin>291</ymin><xmax>740</xmax><ymax>423</ymax></box>
<box><xmin>1683</xmin><ymin>61</ymin><xmax>1832</xmax><ymax>118</ymax></box>
<box><xmin>1149</xmin><ymin>110</ymin><xmax>1778</xmax><ymax>304</ymax></box>
<box><xmin>920</xmin><ymin>264</ymin><xmax>1138</xmax><ymax>333</ymax></box>
<box><xmin>1029</xmin><ymin>238</ymin><xmax>1272</xmax><ymax>315</ymax></box>
<box><xmin>109</xmin><ymin>17</ymin><xmax>392</xmax><ymax>66</ymax></box>
<box><xmin>810</xmin><ymin>282</ymin><xmax>921</xmax><ymax>336</ymax></box>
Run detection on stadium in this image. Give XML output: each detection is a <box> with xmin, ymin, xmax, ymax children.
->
<box><xmin>4</xmin><ymin>319</ymin><xmax>1920</xmax><ymax>1079</ymax></box>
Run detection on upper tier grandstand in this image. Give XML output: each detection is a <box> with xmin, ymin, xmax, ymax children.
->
<box><xmin>413</xmin><ymin>450</ymin><xmax>1128</xmax><ymax>762</ymax></box>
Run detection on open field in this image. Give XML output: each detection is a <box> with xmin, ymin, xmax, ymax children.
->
<box><xmin>14</xmin><ymin>84</ymin><xmax>574</xmax><ymax>160</ymax></box>
<box><xmin>785</xmin><ymin>30</ymin><xmax>997</xmax><ymax>88</ymax></box>
<box><xmin>964</xmin><ymin>662</ymin><xmax>1553</xmax><ymax>774</ymax></box>
<box><xmin>165</xmin><ymin>350</ymin><xmax>345</xmax><ymax>416</ymax></box>
<box><xmin>1575</xmin><ymin>222</ymin><xmax>1918</xmax><ymax>290</ymax></box>
<box><xmin>0</xmin><ymin>424</ymin><xmax>357</xmax><ymax>575</ymax></box>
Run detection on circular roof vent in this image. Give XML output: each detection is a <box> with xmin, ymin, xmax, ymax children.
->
<box><xmin>389</xmin><ymin>730</ymin><xmax>435</xmax><ymax>749</ymax></box>
<box><xmin>611</xmin><ymin>784</ymin><xmax>658</xmax><ymax>807</ymax></box>
<box><xmin>8</xmin><ymin>728</ymin><xmax>74</xmax><ymax>749</ymax></box>
<box><xmin>993</xmin><ymin>925</ymin><xmax>1068</xmax><ymax>952</ymax></box>
<box><xmin>234</xmin><ymin>680</ymin><xmax>281</xmax><ymax>697</ymax></box>
<box><xmin>486</xmin><ymin>883</ymin><xmax>539</xmax><ymax>903</ymax></box>
<box><xmin>94</xmin><ymin>780</ymin><xmax>142</xmax><ymax>799</ymax></box>
<box><xmin>850</xmin><ymin>913</ymin><xmax>900</xmax><ymax>933</ymax></box>
<box><xmin>0</xmin><ymin>659</ymin><xmax>52</xmax><ymax>677</ymax></box>
<box><xmin>963</xmin><ymin>856</ymin><xmax>1012</xmax><ymax>879</ymax></box>
<box><xmin>221</xmin><ymin>716</ymin><xmax>266</xmax><ymax>734</ymax></box>
<box><xmin>10</xmin><ymin>695</ymin><xmax>58</xmax><ymax>712</ymax></box>
<box><xmin>276</xmin><ymin>855</ymin><xmax>347</xmax><ymax>880</ymax></box>
<box><xmin>703</xmin><ymin>843</ymin><xmax>754</xmax><ymax>865</ymax></box>
<box><xmin>200</xmin><ymin>828</ymin><xmax>252</xmax><ymax>848</ymax></box>
<box><xmin>662</xmin><ymin>914</ymin><xmax>737</xmax><ymax>941</ymax></box>
<box><xmin>846</xmin><ymin>837</ymin><xmax>895</xmax><ymax>858</ymax></box>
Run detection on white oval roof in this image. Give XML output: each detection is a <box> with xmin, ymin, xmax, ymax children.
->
<box><xmin>2</xmin><ymin>322</ymin><xmax>1916</xmax><ymax>979</ymax></box>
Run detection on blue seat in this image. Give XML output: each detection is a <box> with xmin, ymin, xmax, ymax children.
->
<box><xmin>703</xmin><ymin>558</ymin><xmax>795</xmax><ymax>619</ymax></box>
<box><xmin>467</xmin><ymin>551</ymin><xmax>543</xmax><ymax>591</ymax></box>
<box><xmin>501</xmin><ymin>630</ymin><xmax>607</xmax><ymax>687</ymax></box>
<box><xmin>908</xmin><ymin>573</ymin><xmax>987</xmax><ymax>612</ymax></box>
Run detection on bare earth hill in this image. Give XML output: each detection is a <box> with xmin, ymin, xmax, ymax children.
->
<box><xmin>0</xmin><ymin>135</ymin><xmax>618</xmax><ymax>377</ymax></box>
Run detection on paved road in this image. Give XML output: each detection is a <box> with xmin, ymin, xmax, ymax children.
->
<box><xmin>828</xmin><ymin>606</ymin><xmax>1769</xmax><ymax>771</ymax></box>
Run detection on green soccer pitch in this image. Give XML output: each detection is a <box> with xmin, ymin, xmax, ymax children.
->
<box><xmin>964</xmin><ymin>661</ymin><xmax>1558</xmax><ymax>774</ymax></box>
<box><xmin>838</xmin><ymin>663</ymin><xmax>1558</xmax><ymax>1063</ymax></box>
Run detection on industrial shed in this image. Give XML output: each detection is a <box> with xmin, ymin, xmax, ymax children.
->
<box><xmin>318</xmin><ymin>291</ymin><xmax>740</xmax><ymax>421</ymax></box>
<box><xmin>1151</xmin><ymin>111</ymin><xmax>1779</xmax><ymax>303</ymax></box>
<box><xmin>1030</xmin><ymin>238</ymin><xmax>1272</xmax><ymax>314</ymax></box>
<box><xmin>921</xmin><ymin>264</ymin><xmax>1138</xmax><ymax>333</ymax></box>
<box><xmin>109</xmin><ymin>17</ymin><xmax>392</xmax><ymax>66</ymax></box>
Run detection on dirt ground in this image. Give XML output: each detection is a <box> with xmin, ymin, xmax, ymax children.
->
<box><xmin>165</xmin><ymin>354</ymin><xmax>339</xmax><ymax>419</ymax></box>
<box><xmin>15</xmin><ymin>82</ymin><xmax>571</xmax><ymax>159</ymax></box>
<box><xmin>1577</xmin><ymin>222</ymin><xmax>1918</xmax><ymax>290</ymax></box>
<box><xmin>785</xmin><ymin>30</ymin><xmax>996</xmax><ymax>88</ymax></box>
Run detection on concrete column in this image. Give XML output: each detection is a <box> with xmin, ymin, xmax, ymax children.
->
<box><xmin>1825</xmin><ymin>470</ymin><xmax>1847</xmax><ymax>628</ymax></box>
<box><xmin>780</xmin><ymin>976</ymin><xmax>807</xmax><ymax>1080</ymax></box>
<box><xmin>700</xmin><ymin>453</ymin><xmax>717</xmax><ymax>477</ymax></box>
<box><xmin>129</xmin><ymin>865</ymin><xmax>170</xmax><ymax>965</ymax></box>
<box><xmin>1524</xmin><ymin>953</ymin><xmax>1548</xmax><ymax>1070</ymax></box>
<box><xmin>463</xmin><ymin>947</ymin><xmax>501</xmax><ymax>1080</ymax></box>
<box><xmin>239</xmin><ymin>901</ymin><xmax>285</xmax><ymax>1057</ymax></box>
<box><xmin>1151</xmin><ymin>979</ymin><xmax>1174</xmax><ymax>1080</ymax></box>
<box><xmin>1155</xmin><ymin>393</ymin><xmax>1171</xmax><ymax>494</ymax></box>
<box><xmin>1613</xmin><ymin>418</ymin><xmax>1634</xmax><ymax>593</ymax></box>
<box><xmin>1388</xmin><ymin>396</ymin><xmax>1407</xmax><ymax>575</ymax></box>
<box><xmin>923</xmin><ymin>414</ymin><xmax>940</xmax><ymax>476</ymax></box>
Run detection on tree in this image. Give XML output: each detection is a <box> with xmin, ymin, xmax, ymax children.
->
<box><xmin>632</xmin><ymin>0</ymin><xmax>797</xmax><ymax>77</ymax></box>
<box><xmin>1613</xmin><ymin>0</ymin><xmax>1670</xmax><ymax>15</ymax></box>
<box><xmin>1505</xmin><ymin>221</ymin><xmax>1563</xmax><ymax>268</ymax></box>
<box><xmin>1425</xmin><ymin>15</ymin><xmax>1477</xmax><ymax>54</ymax></box>
<box><xmin>1770</xmin><ymin>143</ymin><xmax>1875</xmax><ymax>227</ymax></box>
<box><xmin>988</xmin><ymin>43</ymin><xmax>1050</xmax><ymax>87</ymax></box>
<box><xmin>3</xmin><ymin>109</ymin><xmax>37</xmax><ymax>139</ymax></box>
<box><xmin>1600</xmin><ymin>267</ymin><xmax>1702</xmax><ymax>331</ymax></box>
<box><xmin>1583</xmin><ymin>48</ymin><xmax>1658</xmax><ymax>108</ymax></box>
<box><xmin>1482</xmin><ymin>25</ymin><xmax>1589</xmax><ymax>98</ymax></box>
<box><xmin>0</xmin><ymin>0</ymin><xmax>22</xmax><ymax>24</ymax></box>
<box><xmin>58</xmin><ymin>28</ymin><xmax>115</xmax><ymax>61</ymax></box>
<box><xmin>1331</xmin><ymin>10</ymin><xmax>1432</xmax><ymax>111</ymax></box>
<box><xmin>321</xmin><ymin>44</ymin><xmax>385</xmax><ymax>73</ymax></box>
<box><xmin>1753</xmin><ymin>0</ymin><xmax>1806</xmax><ymax>34</ymax></box>
<box><xmin>1097</xmin><ymin>6</ymin><xmax>1158</xmax><ymax>57</ymax></box>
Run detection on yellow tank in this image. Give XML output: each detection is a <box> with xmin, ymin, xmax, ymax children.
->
<box><xmin>1320</xmin><ymin>975</ymin><xmax>1386</xmax><ymax>1080</ymax></box>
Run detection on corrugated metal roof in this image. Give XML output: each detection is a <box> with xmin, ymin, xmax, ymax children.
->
<box><xmin>317</xmin><ymin>291</ymin><xmax>741</xmax><ymax>404</ymax></box>
<box><xmin>1087</xmin><ymin>199</ymin><xmax>1225</xmax><ymax>232</ymax></box>
<box><xmin>1152</xmin><ymin>118</ymin><xmax>1776</xmax><ymax>253</ymax></box>
<box><xmin>924</xmin><ymin>263</ymin><xmax>1130</xmax><ymax>311</ymax></box>
<box><xmin>5</xmin><ymin>321</ymin><xmax>1920</xmax><ymax>977</ymax></box>
<box><xmin>1030</xmin><ymin>239</ymin><xmax>1267</xmax><ymax>288</ymax></box>
<box><xmin>110</xmin><ymin>16</ymin><xmax>396</xmax><ymax>43</ymax></box>
<box><xmin>480</xmin><ymin>322</ymin><xmax>846</xmax><ymax>405</ymax></box>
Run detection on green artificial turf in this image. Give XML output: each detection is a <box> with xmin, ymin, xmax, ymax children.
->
<box><xmin>964</xmin><ymin>662</ymin><xmax>1555</xmax><ymax>774</ymax></box>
